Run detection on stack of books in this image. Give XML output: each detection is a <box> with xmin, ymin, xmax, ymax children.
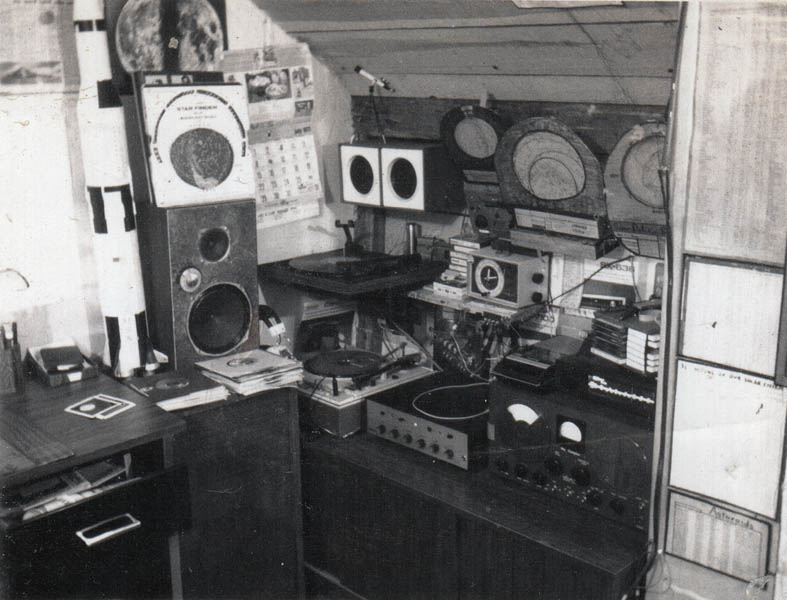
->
<box><xmin>589</xmin><ymin>309</ymin><xmax>660</xmax><ymax>375</ymax></box>
<box><xmin>196</xmin><ymin>348</ymin><xmax>303</xmax><ymax>396</ymax></box>
<box><xmin>128</xmin><ymin>369</ymin><xmax>229</xmax><ymax>411</ymax></box>
<box><xmin>433</xmin><ymin>234</ymin><xmax>493</xmax><ymax>298</ymax></box>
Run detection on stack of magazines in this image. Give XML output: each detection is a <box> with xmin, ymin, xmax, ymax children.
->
<box><xmin>196</xmin><ymin>348</ymin><xmax>303</xmax><ymax>396</ymax></box>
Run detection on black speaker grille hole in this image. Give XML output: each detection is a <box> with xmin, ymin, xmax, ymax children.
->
<box><xmin>349</xmin><ymin>156</ymin><xmax>374</xmax><ymax>194</ymax></box>
<box><xmin>390</xmin><ymin>158</ymin><xmax>417</xmax><ymax>200</ymax></box>
<box><xmin>188</xmin><ymin>284</ymin><xmax>251</xmax><ymax>354</ymax></box>
<box><xmin>199</xmin><ymin>228</ymin><xmax>230</xmax><ymax>262</ymax></box>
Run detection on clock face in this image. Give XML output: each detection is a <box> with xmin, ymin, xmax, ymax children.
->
<box><xmin>474</xmin><ymin>258</ymin><xmax>505</xmax><ymax>297</ymax></box>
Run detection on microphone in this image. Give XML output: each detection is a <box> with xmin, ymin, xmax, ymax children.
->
<box><xmin>354</xmin><ymin>65</ymin><xmax>394</xmax><ymax>92</ymax></box>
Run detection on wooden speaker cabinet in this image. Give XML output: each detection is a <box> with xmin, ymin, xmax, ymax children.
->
<box><xmin>137</xmin><ymin>199</ymin><xmax>260</xmax><ymax>370</ymax></box>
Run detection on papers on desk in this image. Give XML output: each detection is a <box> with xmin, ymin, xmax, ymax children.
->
<box><xmin>1</xmin><ymin>457</ymin><xmax>130</xmax><ymax>521</ymax></box>
<box><xmin>196</xmin><ymin>348</ymin><xmax>303</xmax><ymax>396</ymax></box>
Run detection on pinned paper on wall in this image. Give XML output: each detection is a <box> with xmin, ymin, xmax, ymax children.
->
<box><xmin>0</xmin><ymin>0</ymin><xmax>79</xmax><ymax>93</ymax></box>
<box><xmin>222</xmin><ymin>44</ymin><xmax>321</xmax><ymax>229</ymax></box>
<box><xmin>670</xmin><ymin>360</ymin><xmax>787</xmax><ymax>519</ymax></box>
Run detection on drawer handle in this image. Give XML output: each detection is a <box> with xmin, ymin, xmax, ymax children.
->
<box><xmin>76</xmin><ymin>513</ymin><xmax>141</xmax><ymax>547</ymax></box>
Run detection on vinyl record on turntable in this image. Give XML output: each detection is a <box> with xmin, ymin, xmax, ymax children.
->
<box><xmin>289</xmin><ymin>253</ymin><xmax>366</xmax><ymax>276</ymax></box>
<box><xmin>304</xmin><ymin>349</ymin><xmax>383</xmax><ymax>379</ymax></box>
<box><xmin>495</xmin><ymin>117</ymin><xmax>605</xmax><ymax>217</ymax></box>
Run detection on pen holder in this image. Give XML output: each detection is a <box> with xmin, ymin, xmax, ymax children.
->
<box><xmin>0</xmin><ymin>322</ymin><xmax>24</xmax><ymax>394</ymax></box>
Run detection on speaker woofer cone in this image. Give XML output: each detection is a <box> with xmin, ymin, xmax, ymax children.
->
<box><xmin>389</xmin><ymin>158</ymin><xmax>418</xmax><ymax>200</ymax></box>
<box><xmin>188</xmin><ymin>283</ymin><xmax>251</xmax><ymax>355</ymax></box>
<box><xmin>349</xmin><ymin>155</ymin><xmax>375</xmax><ymax>194</ymax></box>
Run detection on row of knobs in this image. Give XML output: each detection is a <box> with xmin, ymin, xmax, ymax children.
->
<box><xmin>495</xmin><ymin>458</ymin><xmax>627</xmax><ymax>515</ymax></box>
<box><xmin>376</xmin><ymin>425</ymin><xmax>454</xmax><ymax>458</ymax></box>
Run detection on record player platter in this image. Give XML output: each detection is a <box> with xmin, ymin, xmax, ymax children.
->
<box><xmin>289</xmin><ymin>253</ymin><xmax>367</xmax><ymax>276</ymax></box>
<box><xmin>304</xmin><ymin>349</ymin><xmax>382</xmax><ymax>378</ymax></box>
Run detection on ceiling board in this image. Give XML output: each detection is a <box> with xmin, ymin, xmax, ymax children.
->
<box><xmin>305</xmin><ymin>22</ymin><xmax>676</xmax><ymax>78</ymax></box>
<box><xmin>256</xmin><ymin>0</ymin><xmax>679</xmax><ymax>32</ymax></box>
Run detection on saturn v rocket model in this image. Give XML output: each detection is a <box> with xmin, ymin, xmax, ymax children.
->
<box><xmin>74</xmin><ymin>0</ymin><xmax>155</xmax><ymax>377</ymax></box>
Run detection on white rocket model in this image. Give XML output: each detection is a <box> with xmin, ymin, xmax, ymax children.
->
<box><xmin>74</xmin><ymin>0</ymin><xmax>155</xmax><ymax>378</ymax></box>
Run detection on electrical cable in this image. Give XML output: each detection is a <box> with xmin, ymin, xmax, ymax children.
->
<box><xmin>369</xmin><ymin>86</ymin><xmax>387</xmax><ymax>145</ymax></box>
<box><xmin>411</xmin><ymin>382</ymin><xmax>489</xmax><ymax>421</ymax></box>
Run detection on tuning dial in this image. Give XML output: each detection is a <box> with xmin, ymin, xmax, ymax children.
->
<box><xmin>571</xmin><ymin>466</ymin><xmax>591</xmax><ymax>487</ymax></box>
<box><xmin>445</xmin><ymin>449</ymin><xmax>454</xmax><ymax>459</ymax></box>
<box><xmin>586</xmin><ymin>490</ymin><xmax>602</xmax><ymax>507</ymax></box>
<box><xmin>609</xmin><ymin>498</ymin><xmax>626</xmax><ymax>515</ymax></box>
<box><xmin>531</xmin><ymin>292</ymin><xmax>544</xmax><ymax>303</ymax></box>
<box><xmin>431</xmin><ymin>443</ymin><xmax>440</xmax><ymax>454</ymax></box>
<box><xmin>404</xmin><ymin>434</ymin><xmax>413</xmax><ymax>444</ymax></box>
<box><xmin>544</xmin><ymin>457</ymin><xmax>563</xmax><ymax>476</ymax></box>
<box><xmin>377</xmin><ymin>424</ymin><xmax>386</xmax><ymax>435</ymax></box>
<box><xmin>496</xmin><ymin>458</ymin><xmax>510</xmax><ymax>474</ymax></box>
<box><xmin>417</xmin><ymin>439</ymin><xmax>426</xmax><ymax>449</ymax></box>
<box><xmin>531</xmin><ymin>272</ymin><xmax>545</xmax><ymax>284</ymax></box>
<box><xmin>391</xmin><ymin>429</ymin><xmax>400</xmax><ymax>439</ymax></box>
<box><xmin>515</xmin><ymin>464</ymin><xmax>528</xmax><ymax>479</ymax></box>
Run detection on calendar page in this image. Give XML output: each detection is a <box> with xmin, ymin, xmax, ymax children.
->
<box><xmin>222</xmin><ymin>44</ymin><xmax>321</xmax><ymax>229</ymax></box>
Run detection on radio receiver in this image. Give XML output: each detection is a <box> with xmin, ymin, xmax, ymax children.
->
<box><xmin>139</xmin><ymin>76</ymin><xmax>255</xmax><ymax>208</ymax></box>
<box><xmin>468</xmin><ymin>246</ymin><xmax>549</xmax><ymax>309</ymax></box>
<box><xmin>495</xmin><ymin>117</ymin><xmax>606</xmax><ymax>222</ymax></box>
<box><xmin>488</xmin><ymin>378</ymin><xmax>653</xmax><ymax>531</ymax></box>
<box><xmin>440</xmin><ymin>105</ymin><xmax>509</xmax><ymax>183</ymax></box>
<box><xmin>604</xmin><ymin>122</ymin><xmax>667</xmax><ymax>257</ymax></box>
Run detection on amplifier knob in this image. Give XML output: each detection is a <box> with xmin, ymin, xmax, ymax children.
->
<box><xmin>515</xmin><ymin>464</ymin><xmax>528</xmax><ymax>479</ymax></box>
<box><xmin>609</xmin><ymin>498</ymin><xmax>626</xmax><ymax>515</ymax></box>
<box><xmin>532</xmin><ymin>472</ymin><xmax>548</xmax><ymax>486</ymax></box>
<box><xmin>496</xmin><ymin>458</ymin><xmax>510</xmax><ymax>474</ymax></box>
<box><xmin>531</xmin><ymin>272</ymin><xmax>545</xmax><ymax>284</ymax></box>
<box><xmin>445</xmin><ymin>449</ymin><xmax>454</xmax><ymax>459</ymax></box>
<box><xmin>585</xmin><ymin>490</ymin><xmax>602</xmax><ymax>507</ymax></box>
<box><xmin>417</xmin><ymin>439</ymin><xmax>426</xmax><ymax>449</ymax></box>
<box><xmin>377</xmin><ymin>424</ymin><xmax>386</xmax><ymax>434</ymax></box>
<box><xmin>431</xmin><ymin>443</ymin><xmax>440</xmax><ymax>454</ymax></box>
<box><xmin>544</xmin><ymin>457</ymin><xmax>563</xmax><ymax>476</ymax></box>
<box><xmin>531</xmin><ymin>292</ymin><xmax>544</xmax><ymax>303</ymax></box>
<box><xmin>404</xmin><ymin>434</ymin><xmax>413</xmax><ymax>444</ymax></box>
<box><xmin>571</xmin><ymin>466</ymin><xmax>591</xmax><ymax>487</ymax></box>
<box><xmin>391</xmin><ymin>429</ymin><xmax>400</xmax><ymax>439</ymax></box>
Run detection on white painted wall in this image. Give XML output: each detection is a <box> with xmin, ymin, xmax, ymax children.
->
<box><xmin>0</xmin><ymin>1</ymin><xmax>354</xmax><ymax>357</ymax></box>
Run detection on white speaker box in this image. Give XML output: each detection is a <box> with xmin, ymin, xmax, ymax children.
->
<box><xmin>380</xmin><ymin>143</ymin><xmax>464</xmax><ymax>213</ymax></box>
<box><xmin>339</xmin><ymin>143</ymin><xmax>381</xmax><ymax>206</ymax></box>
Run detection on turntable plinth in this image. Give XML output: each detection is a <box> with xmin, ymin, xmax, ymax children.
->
<box><xmin>259</xmin><ymin>250</ymin><xmax>446</xmax><ymax>297</ymax></box>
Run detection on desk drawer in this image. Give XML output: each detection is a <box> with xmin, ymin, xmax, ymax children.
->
<box><xmin>4</xmin><ymin>465</ymin><xmax>190</xmax><ymax>599</ymax></box>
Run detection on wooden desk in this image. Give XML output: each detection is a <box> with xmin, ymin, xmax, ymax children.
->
<box><xmin>1</xmin><ymin>375</ymin><xmax>188</xmax><ymax>599</ymax></box>
<box><xmin>302</xmin><ymin>432</ymin><xmax>648</xmax><ymax>600</ymax></box>
<box><xmin>170</xmin><ymin>387</ymin><xmax>305</xmax><ymax>600</ymax></box>
<box><xmin>1</xmin><ymin>375</ymin><xmax>184</xmax><ymax>489</ymax></box>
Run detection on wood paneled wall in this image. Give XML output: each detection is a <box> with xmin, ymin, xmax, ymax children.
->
<box><xmin>350</xmin><ymin>96</ymin><xmax>667</xmax><ymax>161</ymax></box>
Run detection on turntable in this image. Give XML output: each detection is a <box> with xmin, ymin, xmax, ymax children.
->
<box><xmin>298</xmin><ymin>348</ymin><xmax>433</xmax><ymax>437</ymax></box>
<box><xmin>258</xmin><ymin>221</ymin><xmax>445</xmax><ymax>296</ymax></box>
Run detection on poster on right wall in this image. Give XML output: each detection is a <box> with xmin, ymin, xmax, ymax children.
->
<box><xmin>670</xmin><ymin>360</ymin><xmax>787</xmax><ymax>519</ymax></box>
